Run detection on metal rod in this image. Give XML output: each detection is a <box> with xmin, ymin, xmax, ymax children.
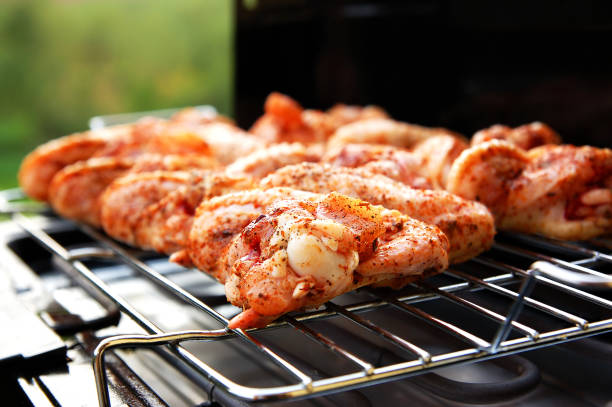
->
<box><xmin>15</xmin><ymin>213</ymin><xmax>316</xmax><ymax>404</ymax></box>
<box><xmin>385</xmin><ymin>297</ymin><xmax>491</xmax><ymax>349</ymax></box>
<box><xmin>473</xmin><ymin>257</ymin><xmax>612</xmax><ymax>309</ymax></box>
<box><xmin>80</xmin><ymin>225</ymin><xmax>230</xmax><ymax>326</ymax></box>
<box><xmin>490</xmin><ymin>269</ymin><xmax>539</xmax><ymax>353</ymax></box>
<box><xmin>499</xmin><ymin>232</ymin><xmax>612</xmax><ymax>264</ymax></box>
<box><xmin>13</xmin><ymin>213</ymin><xmax>162</xmax><ymax>335</ymax></box>
<box><xmin>80</xmin><ymin>225</ymin><xmax>319</xmax><ymax>388</ymax></box>
<box><xmin>94</xmin><ymin>330</ymin><xmax>229</xmax><ymax>407</ymax></box>
<box><xmin>494</xmin><ymin>242</ymin><xmax>611</xmax><ymax>279</ymax></box>
<box><xmin>326</xmin><ymin>302</ymin><xmax>432</xmax><ymax>362</ymax></box>
<box><xmin>416</xmin><ymin>281</ymin><xmax>539</xmax><ymax>340</ymax></box>
<box><xmin>285</xmin><ymin>316</ymin><xmax>375</xmax><ymax>374</ymax></box>
<box><xmin>447</xmin><ymin>269</ymin><xmax>588</xmax><ymax>328</ymax></box>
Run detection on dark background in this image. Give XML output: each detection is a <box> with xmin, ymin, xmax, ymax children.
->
<box><xmin>235</xmin><ymin>0</ymin><xmax>612</xmax><ymax>147</ymax></box>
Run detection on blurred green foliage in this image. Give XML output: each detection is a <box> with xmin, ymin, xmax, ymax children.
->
<box><xmin>0</xmin><ymin>0</ymin><xmax>233</xmax><ymax>190</ymax></box>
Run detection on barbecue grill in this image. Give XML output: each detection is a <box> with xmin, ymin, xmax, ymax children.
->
<box><xmin>1</xmin><ymin>185</ymin><xmax>611</xmax><ymax>406</ymax></box>
<box><xmin>2</xmin><ymin>2</ymin><xmax>612</xmax><ymax>405</ymax></box>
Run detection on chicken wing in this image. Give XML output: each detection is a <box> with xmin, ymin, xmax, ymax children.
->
<box><xmin>100</xmin><ymin>171</ymin><xmax>193</xmax><ymax>247</ymax></box>
<box><xmin>48</xmin><ymin>157</ymin><xmax>135</xmax><ymax>226</ymax></box>
<box><xmin>411</xmin><ymin>135</ymin><xmax>469</xmax><ymax>189</ymax></box>
<box><xmin>261</xmin><ymin>163</ymin><xmax>495</xmax><ymax>263</ymax></box>
<box><xmin>324</xmin><ymin>143</ymin><xmax>434</xmax><ymax>189</ymax></box>
<box><xmin>100</xmin><ymin>170</ymin><xmax>256</xmax><ymax>253</ymax></box>
<box><xmin>471</xmin><ymin>122</ymin><xmax>561</xmax><ymax>150</ymax></box>
<box><xmin>48</xmin><ymin>154</ymin><xmax>219</xmax><ymax>226</ymax></box>
<box><xmin>447</xmin><ymin>141</ymin><xmax>612</xmax><ymax>240</ymax></box>
<box><xmin>249</xmin><ymin>92</ymin><xmax>390</xmax><ymax>144</ymax></box>
<box><xmin>327</xmin><ymin>118</ymin><xmax>461</xmax><ymax>151</ymax></box>
<box><xmin>180</xmin><ymin>187</ymin><xmax>317</xmax><ymax>280</ymax></box>
<box><xmin>223</xmin><ymin>192</ymin><xmax>449</xmax><ymax>329</ymax></box>
<box><xmin>226</xmin><ymin>143</ymin><xmax>322</xmax><ymax>179</ymax></box>
<box><xmin>18</xmin><ymin>124</ymin><xmax>135</xmax><ymax>201</ymax></box>
<box><xmin>19</xmin><ymin>116</ymin><xmax>258</xmax><ymax>202</ymax></box>
<box><xmin>134</xmin><ymin>171</ymin><xmax>255</xmax><ymax>254</ymax></box>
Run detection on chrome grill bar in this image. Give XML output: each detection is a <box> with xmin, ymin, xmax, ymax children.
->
<box><xmin>447</xmin><ymin>269</ymin><xmax>588</xmax><ymax>327</ymax></box>
<box><xmin>385</xmin><ymin>297</ymin><xmax>492</xmax><ymax>349</ymax></box>
<box><xmin>415</xmin><ymin>281</ymin><xmax>539</xmax><ymax>339</ymax></box>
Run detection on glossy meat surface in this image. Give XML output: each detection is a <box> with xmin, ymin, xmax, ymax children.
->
<box><xmin>327</xmin><ymin>118</ymin><xmax>461</xmax><ymax>151</ymax></box>
<box><xmin>100</xmin><ymin>171</ymin><xmax>192</xmax><ymax>247</ymax></box>
<box><xmin>471</xmin><ymin>122</ymin><xmax>561</xmax><ymax>150</ymax></box>
<box><xmin>226</xmin><ymin>142</ymin><xmax>321</xmax><ymax>179</ymax></box>
<box><xmin>47</xmin><ymin>154</ymin><xmax>219</xmax><ymax>226</ymax></box>
<box><xmin>447</xmin><ymin>141</ymin><xmax>612</xmax><ymax>239</ymax></box>
<box><xmin>249</xmin><ymin>92</ymin><xmax>389</xmax><ymax>144</ymax></box>
<box><xmin>18</xmin><ymin>124</ymin><xmax>133</xmax><ymax>201</ymax></box>
<box><xmin>323</xmin><ymin>144</ymin><xmax>432</xmax><ymax>189</ymax></box>
<box><xmin>223</xmin><ymin>192</ymin><xmax>449</xmax><ymax>329</ymax></box>
<box><xmin>182</xmin><ymin>187</ymin><xmax>317</xmax><ymax>281</ymax></box>
<box><xmin>262</xmin><ymin>163</ymin><xmax>495</xmax><ymax>263</ymax></box>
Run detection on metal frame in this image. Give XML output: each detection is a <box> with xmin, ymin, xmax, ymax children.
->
<box><xmin>2</xmin><ymin>189</ymin><xmax>611</xmax><ymax>407</ymax></box>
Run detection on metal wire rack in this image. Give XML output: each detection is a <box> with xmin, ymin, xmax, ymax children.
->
<box><xmin>1</xmin><ymin>188</ymin><xmax>612</xmax><ymax>407</ymax></box>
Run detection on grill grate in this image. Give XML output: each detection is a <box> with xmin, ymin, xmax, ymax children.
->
<box><xmin>2</xmin><ymin>188</ymin><xmax>612</xmax><ymax>407</ymax></box>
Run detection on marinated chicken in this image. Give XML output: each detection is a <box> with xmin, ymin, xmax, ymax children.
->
<box><xmin>48</xmin><ymin>154</ymin><xmax>219</xmax><ymax>226</ymax></box>
<box><xmin>224</xmin><ymin>192</ymin><xmax>449</xmax><ymax>329</ymax></box>
<box><xmin>18</xmin><ymin>114</ymin><xmax>255</xmax><ymax>202</ymax></box>
<box><xmin>447</xmin><ymin>141</ymin><xmax>612</xmax><ymax>240</ymax></box>
<box><xmin>226</xmin><ymin>142</ymin><xmax>322</xmax><ymax>179</ymax></box>
<box><xmin>18</xmin><ymin>124</ymin><xmax>134</xmax><ymax>201</ymax></box>
<box><xmin>323</xmin><ymin>136</ymin><xmax>467</xmax><ymax>190</ymax></box>
<box><xmin>100</xmin><ymin>171</ymin><xmax>194</xmax><ymax>247</ymax></box>
<box><xmin>327</xmin><ymin>118</ymin><xmax>461</xmax><ymax>151</ymax></box>
<box><xmin>411</xmin><ymin>135</ymin><xmax>469</xmax><ymax>189</ymax></box>
<box><xmin>24</xmin><ymin>93</ymin><xmax>607</xmax><ymax>332</ymax></box>
<box><xmin>178</xmin><ymin>187</ymin><xmax>317</xmax><ymax>279</ymax></box>
<box><xmin>323</xmin><ymin>144</ymin><xmax>432</xmax><ymax>189</ymax></box>
<box><xmin>261</xmin><ymin>163</ymin><xmax>495</xmax><ymax>263</ymax></box>
<box><xmin>250</xmin><ymin>92</ymin><xmax>389</xmax><ymax>144</ymax></box>
<box><xmin>100</xmin><ymin>170</ymin><xmax>255</xmax><ymax>253</ymax></box>
<box><xmin>471</xmin><ymin>122</ymin><xmax>561</xmax><ymax>150</ymax></box>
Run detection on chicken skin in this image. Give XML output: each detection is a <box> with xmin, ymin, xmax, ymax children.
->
<box><xmin>249</xmin><ymin>92</ymin><xmax>389</xmax><ymax>144</ymax></box>
<box><xmin>323</xmin><ymin>144</ymin><xmax>432</xmax><ymax>189</ymax></box>
<box><xmin>48</xmin><ymin>154</ymin><xmax>219</xmax><ymax>226</ymax></box>
<box><xmin>178</xmin><ymin>187</ymin><xmax>317</xmax><ymax>280</ymax></box>
<box><xmin>411</xmin><ymin>135</ymin><xmax>469</xmax><ymax>189</ymax></box>
<box><xmin>19</xmin><ymin>115</ymin><xmax>257</xmax><ymax>202</ymax></box>
<box><xmin>327</xmin><ymin>118</ymin><xmax>461</xmax><ymax>151</ymax></box>
<box><xmin>447</xmin><ymin>141</ymin><xmax>612</xmax><ymax>240</ymax></box>
<box><xmin>18</xmin><ymin>124</ymin><xmax>135</xmax><ymax>201</ymax></box>
<box><xmin>323</xmin><ymin>136</ymin><xmax>468</xmax><ymax>190</ymax></box>
<box><xmin>261</xmin><ymin>163</ymin><xmax>495</xmax><ymax>263</ymax></box>
<box><xmin>48</xmin><ymin>157</ymin><xmax>136</xmax><ymax>226</ymax></box>
<box><xmin>226</xmin><ymin>143</ymin><xmax>322</xmax><ymax>179</ymax></box>
<box><xmin>100</xmin><ymin>171</ymin><xmax>194</xmax><ymax>247</ymax></box>
<box><xmin>224</xmin><ymin>193</ymin><xmax>449</xmax><ymax>329</ymax></box>
<box><xmin>133</xmin><ymin>172</ymin><xmax>255</xmax><ymax>254</ymax></box>
<box><xmin>471</xmin><ymin>122</ymin><xmax>561</xmax><ymax>150</ymax></box>
<box><xmin>100</xmin><ymin>170</ymin><xmax>255</xmax><ymax>253</ymax></box>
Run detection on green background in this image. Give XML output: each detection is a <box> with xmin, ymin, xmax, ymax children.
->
<box><xmin>0</xmin><ymin>0</ymin><xmax>233</xmax><ymax>190</ymax></box>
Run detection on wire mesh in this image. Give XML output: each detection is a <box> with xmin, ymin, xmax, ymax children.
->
<box><xmin>2</xmin><ymin>189</ymin><xmax>611</xmax><ymax>407</ymax></box>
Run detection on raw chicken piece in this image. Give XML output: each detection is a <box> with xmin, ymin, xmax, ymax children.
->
<box><xmin>261</xmin><ymin>163</ymin><xmax>495</xmax><ymax>263</ymax></box>
<box><xmin>471</xmin><ymin>122</ymin><xmax>561</xmax><ymax>150</ymax></box>
<box><xmin>249</xmin><ymin>92</ymin><xmax>389</xmax><ymax>144</ymax></box>
<box><xmin>48</xmin><ymin>154</ymin><xmax>219</xmax><ymax>226</ymax></box>
<box><xmin>447</xmin><ymin>141</ymin><xmax>612</xmax><ymax>239</ymax></box>
<box><xmin>327</xmin><ymin>118</ymin><xmax>461</xmax><ymax>151</ymax></box>
<box><xmin>223</xmin><ymin>192</ymin><xmax>449</xmax><ymax>329</ymax></box>
<box><xmin>226</xmin><ymin>143</ymin><xmax>321</xmax><ymax>179</ymax></box>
